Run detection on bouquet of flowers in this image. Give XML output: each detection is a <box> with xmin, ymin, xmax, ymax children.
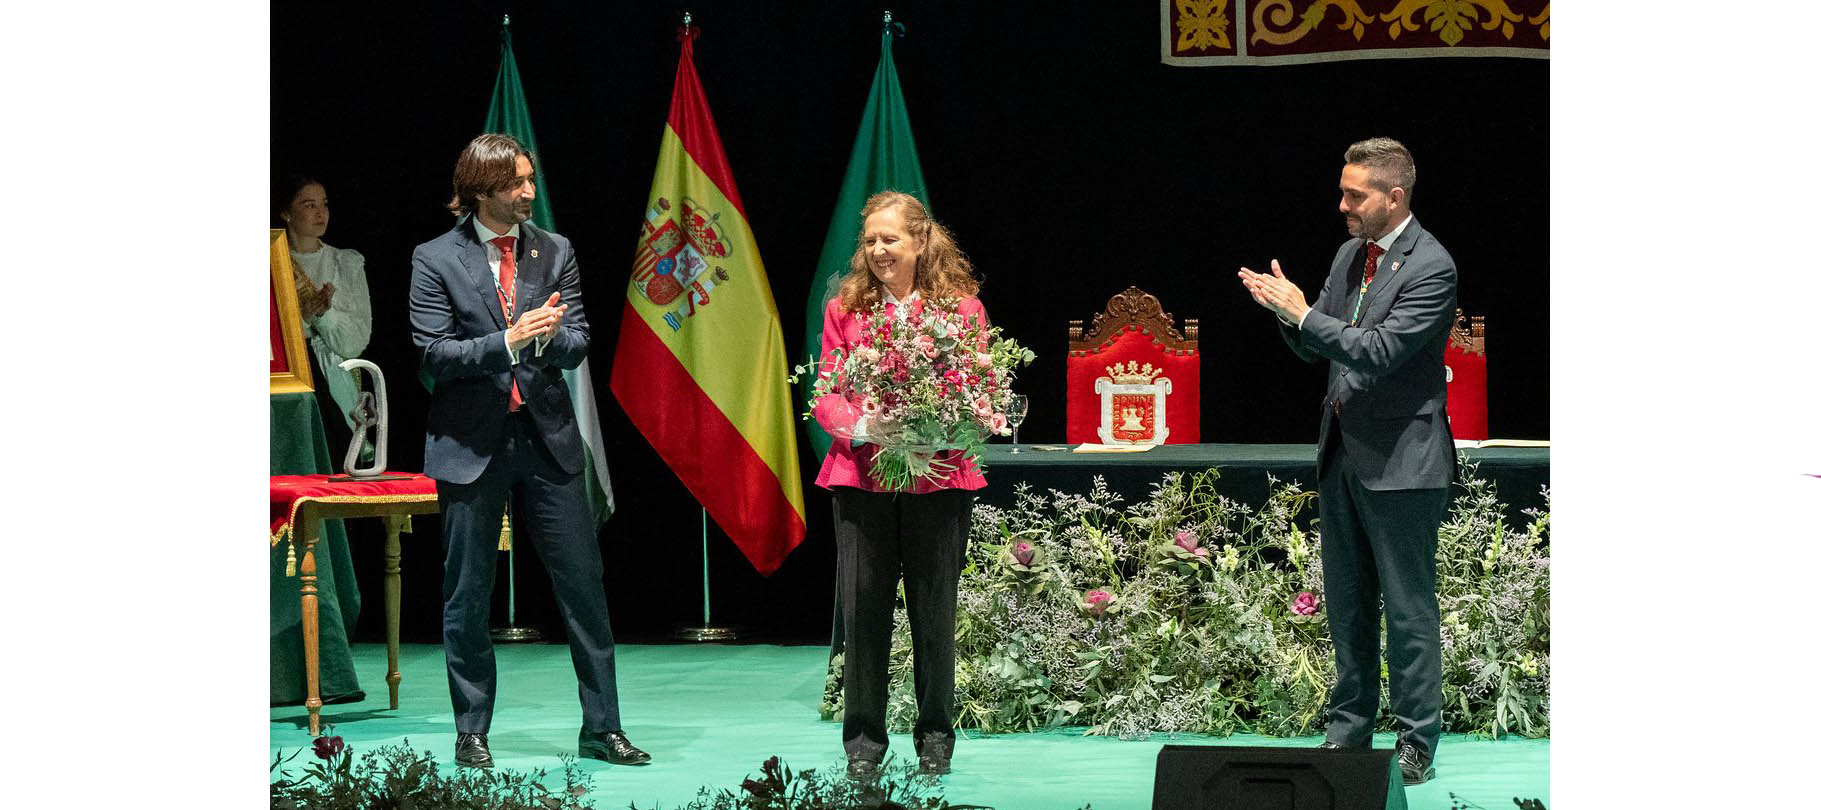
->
<box><xmin>797</xmin><ymin>297</ymin><xmax>1035</xmax><ymax>490</ymax></box>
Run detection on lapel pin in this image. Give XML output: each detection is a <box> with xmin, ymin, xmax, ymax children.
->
<box><xmin>530</xmin><ymin>248</ymin><xmax>540</xmax><ymax>259</ymax></box>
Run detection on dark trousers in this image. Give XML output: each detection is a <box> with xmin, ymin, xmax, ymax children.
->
<box><xmin>438</xmin><ymin>411</ymin><xmax>621</xmax><ymax>734</ymax></box>
<box><xmin>833</xmin><ymin>487</ymin><xmax>971</xmax><ymax>763</ymax></box>
<box><xmin>1317</xmin><ymin>443</ymin><xmax>1448</xmax><ymax>758</ymax></box>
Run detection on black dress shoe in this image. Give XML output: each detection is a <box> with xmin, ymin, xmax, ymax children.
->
<box><xmin>454</xmin><ymin>733</ymin><xmax>493</xmax><ymax>769</ymax></box>
<box><xmin>915</xmin><ymin>732</ymin><xmax>954</xmax><ymax>775</ymax></box>
<box><xmin>1395</xmin><ymin>742</ymin><xmax>1435</xmax><ymax>785</ymax></box>
<box><xmin>846</xmin><ymin>758</ymin><xmax>881</xmax><ymax>782</ymax></box>
<box><xmin>1317</xmin><ymin>740</ymin><xmax>1366</xmax><ymax>750</ymax></box>
<box><xmin>578</xmin><ymin>730</ymin><xmax>651</xmax><ymax>765</ymax></box>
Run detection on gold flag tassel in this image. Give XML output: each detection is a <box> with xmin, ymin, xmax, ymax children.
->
<box><xmin>498</xmin><ymin>512</ymin><xmax>513</xmax><ymax>551</ymax></box>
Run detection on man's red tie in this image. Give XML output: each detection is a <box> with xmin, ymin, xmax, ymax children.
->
<box><xmin>1363</xmin><ymin>242</ymin><xmax>1386</xmax><ymax>286</ymax></box>
<box><xmin>490</xmin><ymin>235</ymin><xmax>523</xmax><ymax>412</ymax></box>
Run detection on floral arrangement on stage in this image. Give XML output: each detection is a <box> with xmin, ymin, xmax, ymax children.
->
<box><xmin>795</xmin><ymin>298</ymin><xmax>1035</xmax><ymax>490</ymax></box>
<box><xmin>270</xmin><ymin>730</ymin><xmax>598</xmax><ymax>810</ymax></box>
<box><xmin>820</xmin><ymin>461</ymin><xmax>1551</xmax><ymax>741</ymax></box>
<box><xmin>272</xmin><ymin>738</ymin><xmax>1021</xmax><ymax>810</ymax></box>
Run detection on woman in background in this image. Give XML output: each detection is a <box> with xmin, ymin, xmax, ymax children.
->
<box><xmin>278</xmin><ymin>175</ymin><xmax>371</xmax><ymax>458</ymax></box>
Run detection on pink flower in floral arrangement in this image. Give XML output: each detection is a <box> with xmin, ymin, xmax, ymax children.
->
<box><xmin>945</xmin><ymin>321</ymin><xmax>962</xmax><ymax>339</ymax></box>
<box><xmin>1292</xmin><ymin>591</ymin><xmax>1320</xmax><ymax>616</ymax></box>
<box><xmin>973</xmin><ymin>396</ymin><xmax>993</xmax><ymax>418</ymax></box>
<box><xmin>916</xmin><ymin>334</ymin><xmax>939</xmax><ymax>359</ymax></box>
<box><xmin>975</xmin><ymin>351</ymin><xmax>993</xmax><ymax>369</ymax></box>
<box><xmin>1012</xmin><ymin>542</ymin><xmax>1035</xmax><ymax>567</ymax></box>
<box><xmin>1174</xmin><ymin>529</ymin><xmax>1199</xmax><ymax>553</ymax></box>
<box><xmin>1083</xmin><ymin>589</ymin><xmax>1113</xmax><ymax>616</ymax></box>
<box><xmin>861</xmin><ymin>397</ymin><xmax>880</xmax><ymax>416</ymax></box>
<box><xmin>990</xmin><ymin>412</ymin><xmax>1009</xmax><ymax>434</ymax></box>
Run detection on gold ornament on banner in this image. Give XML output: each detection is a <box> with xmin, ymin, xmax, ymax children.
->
<box><xmin>1176</xmin><ymin>0</ymin><xmax>1233</xmax><ymax>51</ymax></box>
<box><xmin>1382</xmin><ymin>0</ymin><xmax>1526</xmax><ymax>46</ymax></box>
<box><xmin>1251</xmin><ymin>0</ymin><xmax>1373</xmax><ymax>46</ymax></box>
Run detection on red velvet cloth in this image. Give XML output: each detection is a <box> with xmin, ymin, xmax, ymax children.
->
<box><xmin>270</xmin><ymin>473</ymin><xmax>438</xmax><ymax>544</ymax></box>
<box><xmin>1444</xmin><ymin>346</ymin><xmax>1488</xmax><ymax>440</ymax></box>
<box><xmin>1066</xmin><ymin>326</ymin><xmax>1200</xmax><ymax>444</ymax></box>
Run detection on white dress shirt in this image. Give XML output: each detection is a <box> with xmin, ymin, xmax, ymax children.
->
<box><xmin>472</xmin><ymin>218</ymin><xmax>550</xmax><ymax>361</ymax></box>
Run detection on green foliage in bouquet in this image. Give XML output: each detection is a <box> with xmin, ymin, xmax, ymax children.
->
<box><xmin>820</xmin><ymin>461</ymin><xmax>1550</xmax><ymax>740</ymax></box>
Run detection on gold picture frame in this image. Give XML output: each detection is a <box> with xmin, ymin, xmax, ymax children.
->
<box><xmin>271</xmin><ymin>228</ymin><xmax>315</xmax><ymax>394</ymax></box>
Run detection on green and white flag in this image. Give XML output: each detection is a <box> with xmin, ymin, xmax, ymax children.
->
<box><xmin>799</xmin><ymin>25</ymin><xmax>929</xmax><ymax>461</ymax></box>
<box><xmin>485</xmin><ymin>21</ymin><xmax>614</xmax><ymax>524</ymax></box>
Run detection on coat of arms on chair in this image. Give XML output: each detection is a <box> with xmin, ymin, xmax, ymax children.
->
<box><xmin>1066</xmin><ymin>287</ymin><xmax>1200</xmax><ymax>445</ymax></box>
<box><xmin>1444</xmin><ymin>308</ymin><xmax>1488</xmax><ymax>441</ymax></box>
<box><xmin>1095</xmin><ymin>361</ymin><xmax>1172</xmax><ymax>444</ymax></box>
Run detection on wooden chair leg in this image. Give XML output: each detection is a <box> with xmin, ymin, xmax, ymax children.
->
<box><xmin>383</xmin><ymin>515</ymin><xmax>405</xmax><ymax>710</ymax></box>
<box><xmin>299</xmin><ymin>513</ymin><xmax>322</xmax><ymax>736</ymax></box>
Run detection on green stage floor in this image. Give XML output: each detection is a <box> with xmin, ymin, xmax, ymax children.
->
<box><xmin>269</xmin><ymin>643</ymin><xmax>1548</xmax><ymax>809</ymax></box>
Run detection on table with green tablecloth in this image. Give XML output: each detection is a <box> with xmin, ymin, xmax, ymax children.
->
<box><xmin>973</xmin><ymin>443</ymin><xmax>1549</xmax><ymax>519</ymax></box>
<box><xmin>270</xmin><ymin>393</ymin><xmax>363</xmax><ymax>705</ymax></box>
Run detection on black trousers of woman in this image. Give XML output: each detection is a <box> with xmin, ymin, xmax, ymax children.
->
<box><xmin>832</xmin><ymin>487</ymin><xmax>971</xmax><ymax>764</ymax></box>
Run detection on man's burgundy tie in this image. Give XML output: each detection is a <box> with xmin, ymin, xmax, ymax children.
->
<box><xmin>490</xmin><ymin>235</ymin><xmax>523</xmax><ymax>412</ymax></box>
<box><xmin>1363</xmin><ymin>241</ymin><xmax>1386</xmax><ymax>286</ymax></box>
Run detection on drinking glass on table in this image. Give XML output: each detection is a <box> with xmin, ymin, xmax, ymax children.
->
<box><xmin>1007</xmin><ymin>394</ymin><xmax>1029</xmax><ymax>453</ymax></box>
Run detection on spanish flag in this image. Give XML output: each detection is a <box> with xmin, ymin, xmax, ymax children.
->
<box><xmin>610</xmin><ymin>26</ymin><xmax>805</xmax><ymax>575</ymax></box>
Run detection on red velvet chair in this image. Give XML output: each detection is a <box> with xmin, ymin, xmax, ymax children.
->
<box><xmin>1444</xmin><ymin>308</ymin><xmax>1488</xmax><ymax>441</ymax></box>
<box><xmin>1066</xmin><ymin>287</ymin><xmax>1200</xmax><ymax>445</ymax></box>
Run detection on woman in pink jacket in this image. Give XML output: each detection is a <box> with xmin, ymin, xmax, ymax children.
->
<box><xmin>813</xmin><ymin>191</ymin><xmax>986</xmax><ymax>780</ymax></box>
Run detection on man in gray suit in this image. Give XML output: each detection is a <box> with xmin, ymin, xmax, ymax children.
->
<box><xmin>1237</xmin><ymin>137</ymin><xmax>1455</xmax><ymax>785</ymax></box>
<box><xmin>409</xmin><ymin>133</ymin><xmax>648</xmax><ymax>770</ymax></box>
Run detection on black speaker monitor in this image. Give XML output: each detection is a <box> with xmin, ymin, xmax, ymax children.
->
<box><xmin>1152</xmin><ymin>745</ymin><xmax>1407</xmax><ymax>810</ymax></box>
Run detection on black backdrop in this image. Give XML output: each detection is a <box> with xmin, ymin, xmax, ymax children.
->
<box><xmin>272</xmin><ymin>0</ymin><xmax>1547</xmax><ymax>646</ymax></box>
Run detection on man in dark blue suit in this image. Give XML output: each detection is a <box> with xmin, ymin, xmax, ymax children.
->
<box><xmin>1238</xmin><ymin>137</ymin><xmax>1456</xmax><ymax>786</ymax></box>
<box><xmin>408</xmin><ymin>133</ymin><xmax>649</xmax><ymax>769</ymax></box>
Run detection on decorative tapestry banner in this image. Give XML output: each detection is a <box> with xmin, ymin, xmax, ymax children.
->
<box><xmin>1163</xmin><ymin>0</ymin><xmax>1549</xmax><ymax>66</ymax></box>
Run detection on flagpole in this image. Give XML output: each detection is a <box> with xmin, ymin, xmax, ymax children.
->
<box><xmin>675</xmin><ymin>506</ymin><xmax>735</xmax><ymax>641</ymax></box>
<box><xmin>492</xmin><ymin>508</ymin><xmax>541</xmax><ymax>642</ymax></box>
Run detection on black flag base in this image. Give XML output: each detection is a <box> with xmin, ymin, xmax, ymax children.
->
<box><xmin>673</xmin><ymin>624</ymin><xmax>737</xmax><ymax>642</ymax></box>
<box><xmin>490</xmin><ymin>625</ymin><xmax>542</xmax><ymax>643</ymax></box>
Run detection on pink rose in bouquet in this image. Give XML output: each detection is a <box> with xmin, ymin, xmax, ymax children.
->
<box><xmin>915</xmin><ymin>333</ymin><xmax>939</xmax><ymax>360</ymax></box>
